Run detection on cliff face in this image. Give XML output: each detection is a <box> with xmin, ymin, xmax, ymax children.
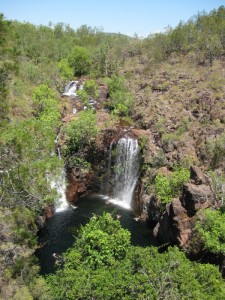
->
<box><xmin>120</xmin><ymin>55</ymin><xmax>225</xmax><ymax>172</ymax></box>
<box><xmin>116</xmin><ymin>54</ymin><xmax>225</xmax><ymax>253</ymax></box>
<box><xmin>153</xmin><ymin>166</ymin><xmax>215</xmax><ymax>248</ymax></box>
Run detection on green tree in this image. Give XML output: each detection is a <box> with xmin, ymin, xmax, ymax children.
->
<box><xmin>69</xmin><ymin>46</ymin><xmax>91</xmax><ymax>76</ymax></box>
<box><xmin>195</xmin><ymin>209</ymin><xmax>225</xmax><ymax>255</ymax></box>
<box><xmin>0</xmin><ymin>14</ymin><xmax>16</xmax><ymax>127</ymax></box>
<box><xmin>46</xmin><ymin>213</ymin><xmax>225</xmax><ymax>300</ymax></box>
<box><xmin>63</xmin><ymin>110</ymin><xmax>98</xmax><ymax>155</ymax></box>
<box><xmin>83</xmin><ymin>79</ymin><xmax>99</xmax><ymax>99</ymax></box>
<box><xmin>32</xmin><ymin>84</ymin><xmax>61</xmax><ymax>127</ymax></box>
<box><xmin>0</xmin><ymin>85</ymin><xmax>62</xmax><ymax>209</ymax></box>
<box><xmin>57</xmin><ymin>58</ymin><xmax>74</xmax><ymax>80</ymax></box>
<box><xmin>105</xmin><ymin>75</ymin><xmax>134</xmax><ymax>115</ymax></box>
<box><xmin>155</xmin><ymin>167</ymin><xmax>190</xmax><ymax>204</ymax></box>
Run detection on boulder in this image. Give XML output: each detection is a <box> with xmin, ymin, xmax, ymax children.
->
<box><xmin>141</xmin><ymin>193</ymin><xmax>161</xmax><ymax>222</ymax></box>
<box><xmin>153</xmin><ymin>198</ymin><xmax>192</xmax><ymax>247</ymax></box>
<box><xmin>98</xmin><ymin>84</ymin><xmax>108</xmax><ymax>101</ymax></box>
<box><xmin>190</xmin><ymin>165</ymin><xmax>209</xmax><ymax>185</ymax></box>
<box><xmin>66</xmin><ymin>168</ymin><xmax>93</xmax><ymax>202</ymax></box>
<box><xmin>153</xmin><ymin>203</ymin><xmax>175</xmax><ymax>244</ymax></box>
<box><xmin>181</xmin><ymin>182</ymin><xmax>214</xmax><ymax>216</ymax></box>
<box><xmin>170</xmin><ymin>198</ymin><xmax>192</xmax><ymax>247</ymax></box>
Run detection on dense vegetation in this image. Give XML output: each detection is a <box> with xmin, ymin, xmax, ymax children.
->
<box><xmin>0</xmin><ymin>5</ymin><xmax>225</xmax><ymax>299</ymax></box>
<box><xmin>46</xmin><ymin>214</ymin><xmax>225</xmax><ymax>300</ymax></box>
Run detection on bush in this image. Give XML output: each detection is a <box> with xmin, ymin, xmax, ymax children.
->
<box><xmin>62</xmin><ymin>110</ymin><xmax>98</xmax><ymax>155</ymax></box>
<box><xmin>46</xmin><ymin>213</ymin><xmax>225</xmax><ymax>300</ymax></box>
<box><xmin>155</xmin><ymin>167</ymin><xmax>189</xmax><ymax>204</ymax></box>
<box><xmin>83</xmin><ymin>79</ymin><xmax>99</xmax><ymax>99</ymax></box>
<box><xmin>69</xmin><ymin>46</ymin><xmax>91</xmax><ymax>76</ymax></box>
<box><xmin>104</xmin><ymin>75</ymin><xmax>134</xmax><ymax>115</ymax></box>
<box><xmin>195</xmin><ymin>209</ymin><xmax>225</xmax><ymax>255</ymax></box>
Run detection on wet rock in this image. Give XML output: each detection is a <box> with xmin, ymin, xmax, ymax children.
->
<box><xmin>44</xmin><ymin>205</ymin><xmax>54</xmax><ymax>219</ymax></box>
<box><xmin>66</xmin><ymin>168</ymin><xmax>93</xmax><ymax>202</ymax></box>
<box><xmin>141</xmin><ymin>193</ymin><xmax>161</xmax><ymax>222</ymax></box>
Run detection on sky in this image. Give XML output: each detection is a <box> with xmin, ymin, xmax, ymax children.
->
<box><xmin>1</xmin><ymin>0</ymin><xmax>225</xmax><ymax>37</ymax></box>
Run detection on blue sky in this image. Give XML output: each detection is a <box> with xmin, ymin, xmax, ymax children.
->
<box><xmin>1</xmin><ymin>0</ymin><xmax>225</xmax><ymax>37</ymax></box>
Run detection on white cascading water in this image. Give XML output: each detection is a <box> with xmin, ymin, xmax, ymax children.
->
<box><xmin>51</xmin><ymin>136</ymin><xmax>69</xmax><ymax>213</ymax></box>
<box><xmin>62</xmin><ymin>81</ymin><xmax>78</xmax><ymax>97</ymax></box>
<box><xmin>109</xmin><ymin>137</ymin><xmax>140</xmax><ymax>209</ymax></box>
<box><xmin>50</xmin><ymin>169</ymin><xmax>69</xmax><ymax>213</ymax></box>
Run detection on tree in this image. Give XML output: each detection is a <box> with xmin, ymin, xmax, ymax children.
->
<box><xmin>105</xmin><ymin>75</ymin><xmax>134</xmax><ymax>115</ymax></box>
<box><xmin>57</xmin><ymin>58</ymin><xmax>73</xmax><ymax>80</ymax></box>
<box><xmin>0</xmin><ymin>85</ymin><xmax>62</xmax><ymax>209</ymax></box>
<box><xmin>69</xmin><ymin>46</ymin><xmax>91</xmax><ymax>77</ymax></box>
<box><xmin>46</xmin><ymin>213</ymin><xmax>225</xmax><ymax>300</ymax></box>
<box><xmin>195</xmin><ymin>209</ymin><xmax>225</xmax><ymax>255</ymax></box>
<box><xmin>155</xmin><ymin>167</ymin><xmax>190</xmax><ymax>205</ymax></box>
<box><xmin>0</xmin><ymin>14</ymin><xmax>14</xmax><ymax>127</ymax></box>
<box><xmin>62</xmin><ymin>110</ymin><xmax>98</xmax><ymax>156</ymax></box>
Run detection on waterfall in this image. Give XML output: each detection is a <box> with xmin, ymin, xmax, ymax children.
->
<box><xmin>62</xmin><ymin>81</ymin><xmax>78</xmax><ymax>97</ymax></box>
<box><xmin>54</xmin><ymin>134</ymin><xmax>61</xmax><ymax>159</ymax></box>
<box><xmin>51</xmin><ymin>134</ymin><xmax>69</xmax><ymax>213</ymax></box>
<box><xmin>50</xmin><ymin>169</ymin><xmax>69</xmax><ymax>213</ymax></box>
<box><xmin>108</xmin><ymin>137</ymin><xmax>140</xmax><ymax>209</ymax></box>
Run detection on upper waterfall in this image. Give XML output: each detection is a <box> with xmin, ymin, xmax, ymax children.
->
<box><xmin>62</xmin><ymin>81</ymin><xmax>78</xmax><ymax>97</ymax></box>
<box><xmin>108</xmin><ymin>136</ymin><xmax>140</xmax><ymax>209</ymax></box>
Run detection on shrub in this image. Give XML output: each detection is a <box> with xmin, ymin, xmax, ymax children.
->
<box><xmin>83</xmin><ymin>79</ymin><xmax>99</xmax><ymax>99</ymax></box>
<box><xmin>104</xmin><ymin>75</ymin><xmax>134</xmax><ymax>115</ymax></box>
<box><xmin>155</xmin><ymin>167</ymin><xmax>189</xmax><ymax>204</ymax></box>
<box><xmin>195</xmin><ymin>209</ymin><xmax>225</xmax><ymax>255</ymax></box>
<box><xmin>62</xmin><ymin>110</ymin><xmax>98</xmax><ymax>155</ymax></box>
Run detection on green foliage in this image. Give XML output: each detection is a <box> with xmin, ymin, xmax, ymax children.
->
<box><xmin>32</xmin><ymin>84</ymin><xmax>61</xmax><ymax>127</ymax></box>
<box><xmin>62</xmin><ymin>110</ymin><xmax>98</xmax><ymax>156</ymax></box>
<box><xmin>71</xmin><ymin>213</ymin><xmax>131</xmax><ymax>268</ymax></box>
<box><xmin>195</xmin><ymin>209</ymin><xmax>225</xmax><ymax>255</ymax></box>
<box><xmin>76</xmin><ymin>89</ymin><xmax>88</xmax><ymax>105</ymax></box>
<box><xmin>12</xmin><ymin>207</ymin><xmax>37</xmax><ymax>246</ymax></box>
<box><xmin>208</xmin><ymin>170</ymin><xmax>225</xmax><ymax>206</ymax></box>
<box><xmin>104</xmin><ymin>75</ymin><xmax>134</xmax><ymax>115</ymax></box>
<box><xmin>139</xmin><ymin>136</ymin><xmax>148</xmax><ymax>154</ymax></box>
<box><xmin>46</xmin><ymin>213</ymin><xmax>225</xmax><ymax>300</ymax></box>
<box><xmin>83</xmin><ymin>79</ymin><xmax>99</xmax><ymax>99</ymax></box>
<box><xmin>0</xmin><ymin>14</ymin><xmax>17</xmax><ymax>127</ymax></box>
<box><xmin>66</xmin><ymin>156</ymin><xmax>91</xmax><ymax>174</ymax></box>
<box><xmin>155</xmin><ymin>167</ymin><xmax>189</xmax><ymax>204</ymax></box>
<box><xmin>206</xmin><ymin>132</ymin><xmax>225</xmax><ymax>169</ymax></box>
<box><xmin>69</xmin><ymin>46</ymin><xmax>91</xmax><ymax>76</ymax></box>
<box><xmin>0</xmin><ymin>94</ymin><xmax>62</xmax><ymax>209</ymax></box>
<box><xmin>57</xmin><ymin>58</ymin><xmax>74</xmax><ymax>80</ymax></box>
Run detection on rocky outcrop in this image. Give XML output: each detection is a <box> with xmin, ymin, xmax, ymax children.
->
<box><xmin>98</xmin><ymin>83</ymin><xmax>108</xmax><ymax>101</ymax></box>
<box><xmin>181</xmin><ymin>183</ymin><xmax>214</xmax><ymax>216</ymax></box>
<box><xmin>153</xmin><ymin>198</ymin><xmax>192</xmax><ymax>246</ymax></box>
<box><xmin>153</xmin><ymin>166</ymin><xmax>214</xmax><ymax>247</ymax></box>
<box><xmin>66</xmin><ymin>168</ymin><xmax>94</xmax><ymax>202</ymax></box>
<box><xmin>181</xmin><ymin>165</ymin><xmax>214</xmax><ymax>216</ymax></box>
<box><xmin>140</xmin><ymin>193</ymin><xmax>161</xmax><ymax>222</ymax></box>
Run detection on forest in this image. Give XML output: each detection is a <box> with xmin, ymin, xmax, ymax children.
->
<box><xmin>0</xmin><ymin>5</ymin><xmax>225</xmax><ymax>299</ymax></box>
